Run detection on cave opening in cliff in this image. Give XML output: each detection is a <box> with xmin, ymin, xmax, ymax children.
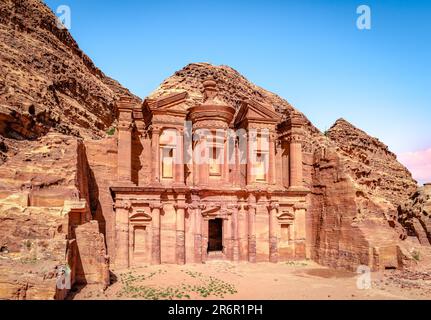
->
<box><xmin>208</xmin><ymin>219</ymin><xmax>223</xmax><ymax>252</ymax></box>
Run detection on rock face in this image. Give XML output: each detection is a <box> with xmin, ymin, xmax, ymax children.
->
<box><xmin>0</xmin><ymin>133</ymin><xmax>109</xmax><ymax>299</ymax></box>
<box><xmin>399</xmin><ymin>184</ymin><xmax>431</xmax><ymax>245</ymax></box>
<box><xmin>327</xmin><ymin>118</ymin><xmax>417</xmax><ymax>208</ymax></box>
<box><xmin>0</xmin><ymin>0</ymin><xmax>139</xmax><ymax>142</ymax></box>
<box><xmin>0</xmin><ymin>0</ymin><xmax>424</xmax><ymax>299</ymax></box>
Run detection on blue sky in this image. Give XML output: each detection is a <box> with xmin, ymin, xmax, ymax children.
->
<box><xmin>44</xmin><ymin>0</ymin><xmax>430</xmax><ymax>182</ymax></box>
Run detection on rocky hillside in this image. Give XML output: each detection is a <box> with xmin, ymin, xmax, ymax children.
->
<box><xmin>0</xmin><ymin>0</ymin><xmax>425</xmax><ymax>299</ymax></box>
<box><xmin>0</xmin><ymin>0</ymin><xmax>139</xmax><ymax>145</ymax></box>
<box><xmin>398</xmin><ymin>184</ymin><xmax>431</xmax><ymax>245</ymax></box>
<box><xmin>327</xmin><ymin>118</ymin><xmax>417</xmax><ymax>208</ymax></box>
<box><xmin>149</xmin><ymin>62</ymin><xmax>320</xmax><ymax>135</ymax></box>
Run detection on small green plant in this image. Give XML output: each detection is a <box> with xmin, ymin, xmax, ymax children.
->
<box><xmin>411</xmin><ymin>250</ymin><xmax>421</xmax><ymax>261</ymax></box>
<box><xmin>116</xmin><ymin>269</ymin><xmax>237</xmax><ymax>300</ymax></box>
<box><xmin>106</xmin><ymin>127</ymin><xmax>116</xmax><ymax>136</ymax></box>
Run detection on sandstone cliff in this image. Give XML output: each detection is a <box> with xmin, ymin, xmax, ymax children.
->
<box><xmin>0</xmin><ymin>0</ymin><xmax>116</xmax><ymax>299</ymax></box>
<box><xmin>0</xmin><ymin>0</ymin><xmax>139</xmax><ymax>144</ymax></box>
<box><xmin>327</xmin><ymin>118</ymin><xmax>417</xmax><ymax>208</ymax></box>
<box><xmin>0</xmin><ymin>133</ymin><xmax>109</xmax><ymax>299</ymax></box>
<box><xmin>0</xmin><ymin>0</ymin><xmax>424</xmax><ymax>300</ymax></box>
<box><xmin>398</xmin><ymin>184</ymin><xmax>431</xmax><ymax>245</ymax></box>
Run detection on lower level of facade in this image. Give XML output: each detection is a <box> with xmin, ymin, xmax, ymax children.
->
<box><xmin>111</xmin><ymin>186</ymin><xmax>308</xmax><ymax>268</ymax></box>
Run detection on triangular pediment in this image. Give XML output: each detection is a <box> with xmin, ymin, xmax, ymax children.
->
<box><xmin>144</xmin><ymin>91</ymin><xmax>189</xmax><ymax>115</ymax></box>
<box><xmin>235</xmin><ymin>99</ymin><xmax>280</xmax><ymax>126</ymax></box>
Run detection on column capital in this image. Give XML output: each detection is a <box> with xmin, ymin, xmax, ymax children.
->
<box><xmin>150</xmin><ymin>125</ymin><xmax>162</xmax><ymax>134</ymax></box>
<box><xmin>227</xmin><ymin>204</ymin><xmax>240</xmax><ymax>210</ymax></box>
<box><xmin>286</xmin><ymin>133</ymin><xmax>304</xmax><ymax>143</ymax></box>
<box><xmin>118</xmin><ymin>120</ymin><xmax>134</xmax><ymax>132</ymax></box>
<box><xmin>174</xmin><ymin>203</ymin><xmax>188</xmax><ymax>210</ymax></box>
<box><xmin>245</xmin><ymin>204</ymin><xmax>257</xmax><ymax>211</ymax></box>
<box><xmin>149</xmin><ymin>202</ymin><xmax>163</xmax><ymax>210</ymax></box>
<box><xmin>267</xmin><ymin>202</ymin><xmax>280</xmax><ymax>211</ymax></box>
<box><xmin>114</xmin><ymin>200</ymin><xmax>133</xmax><ymax>211</ymax></box>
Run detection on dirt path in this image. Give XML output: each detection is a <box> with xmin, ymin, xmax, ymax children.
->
<box><xmin>70</xmin><ymin>260</ymin><xmax>431</xmax><ymax>300</ymax></box>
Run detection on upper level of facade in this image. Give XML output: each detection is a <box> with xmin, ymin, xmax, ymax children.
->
<box><xmin>114</xmin><ymin>79</ymin><xmax>308</xmax><ymax>193</ymax></box>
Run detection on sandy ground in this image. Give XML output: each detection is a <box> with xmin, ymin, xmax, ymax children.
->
<box><xmin>69</xmin><ymin>260</ymin><xmax>431</xmax><ymax>300</ymax></box>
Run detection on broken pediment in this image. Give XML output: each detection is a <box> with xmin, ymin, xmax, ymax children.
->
<box><xmin>235</xmin><ymin>99</ymin><xmax>280</xmax><ymax>127</ymax></box>
<box><xmin>143</xmin><ymin>91</ymin><xmax>189</xmax><ymax>116</ymax></box>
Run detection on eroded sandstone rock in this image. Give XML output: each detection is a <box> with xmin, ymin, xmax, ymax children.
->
<box><xmin>0</xmin><ymin>133</ymin><xmax>109</xmax><ymax>299</ymax></box>
<box><xmin>0</xmin><ymin>0</ymin><xmax>140</xmax><ymax>145</ymax></box>
<box><xmin>399</xmin><ymin>184</ymin><xmax>431</xmax><ymax>245</ymax></box>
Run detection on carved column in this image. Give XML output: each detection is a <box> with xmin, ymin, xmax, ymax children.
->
<box><xmin>150</xmin><ymin>202</ymin><xmax>162</xmax><ymax>265</ymax></box>
<box><xmin>289</xmin><ymin>114</ymin><xmax>304</xmax><ymax>188</ymax></box>
<box><xmin>246</xmin><ymin>131</ymin><xmax>255</xmax><ymax>185</ymax></box>
<box><xmin>222</xmin><ymin>207</ymin><xmax>233</xmax><ymax>260</ymax></box>
<box><xmin>195</xmin><ymin>130</ymin><xmax>209</xmax><ymax>186</ymax></box>
<box><xmin>268</xmin><ymin>202</ymin><xmax>279</xmax><ymax>263</ymax></box>
<box><xmin>175</xmin><ymin>203</ymin><xmax>187</xmax><ymax>265</ymax></box>
<box><xmin>151</xmin><ymin>126</ymin><xmax>161</xmax><ymax>184</ymax></box>
<box><xmin>229</xmin><ymin>204</ymin><xmax>240</xmax><ymax>262</ymax></box>
<box><xmin>246</xmin><ymin>202</ymin><xmax>257</xmax><ymax>263</ymax></box>
<box><xmin>190</xmin><ymin>201</ymin><xmax>202</xmax><ymax>263</ymax></box>
<box><xmin>114</xmin><ymin>200</ymin><xmax>132</xmax><ymax>268</ymax></box>
<box><xmin>282</xmin><ymin>140</ymin><xmax>290</xmax><ymax>188</ymax></box>
<box><xmin>238</xmin><ymin>203</ymin><xmax>249</xmax><ymax>261</ymax></box>
<box><xmin>223</xmin><ymin>131</ymin><xmax>229</xmax><ymax>184</ymax></box>
<box><xmin>233</xmin><ymin>135</ymin><xmax>241</xmax><ymax>186</ymax></box>
<box><xmin>201</xmin><ymin>217</ymin><xmax>209</xmax><ymax>263</ymax></box>
<box><xmin>289</xmin><ymin>136</ymin><xmax>303</xmax><ymax>188</ymax></box>
<box><xmin>175</xmin><ymin>129</ymin><xmax>185</xmax><ymax>185</ymax></box>
<box><xmin>117</xmin><ymin>98</ymin><xmax>134</xmax><ymax>183</ymax></box>
<box><xmin>268</xmin><ymin>132</ymin><xmax>276</xmax><ymax>185</ymax></box>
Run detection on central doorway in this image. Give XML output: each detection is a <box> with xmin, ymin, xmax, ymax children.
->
<box><xmin>208</xmin><ymin>218</ymin><xmax>223</xmax><ymax>252</ymax></box>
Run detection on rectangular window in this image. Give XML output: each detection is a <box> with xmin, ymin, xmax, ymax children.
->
<box><xmin>255</xmin><ymin>152</ymin><xmax>267</xmax><ymax>181</ymax></box>
<box><xmin>161</xmin><ymin>148</ymin><xmax>174</xmax><ymax>179</ymax></box>
<box><xmin>209</xmin><ymin>146</ymin><xmax>222</xmax><ymax>176</ymax></box>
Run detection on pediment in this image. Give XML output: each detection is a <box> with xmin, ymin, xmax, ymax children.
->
<box><xmin>202</xmin><ymin>206</ymin><xmax>221</xmax><ymax>216</ymax></box>
<box><xmin>277</xmin><ymin>211</ymin><xmax>295</xmax><ymax>221</ymax></box>
<box><xmin>144</xmin><ymin>91</ymin><xmax>189</xmax><ymax>115</ymax></box>
<box><xmin>130</xmin><ymin>211</ymin><xmax>152</xmax><ymax>222</ymax></box>
<box><xmin>235</xmin><ymin>99</ymin><xmax>280</xmax><ymax>126</ymax></box>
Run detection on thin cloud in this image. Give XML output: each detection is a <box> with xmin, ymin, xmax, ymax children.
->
<box><xmin>398</xmin><ymin>148</ymin><xmax>431</xmax><ymax>185</ymax></box>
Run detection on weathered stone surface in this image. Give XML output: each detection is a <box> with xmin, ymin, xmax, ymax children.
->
<box><xmin>398</xmin><ymin>184</ymin><xmax>431</xmax><ymax>245</ymax></box>
<box><xmin>83</xmin><ymin>138</ymin><xmax>118</xmax><ymax>261</ymax></box>
<box><xmin>0</xmin><ymin>0</ymin><xmax>140</xmax><ymax>143</ymax></box>
<box><xmin>0</xmin><ymin>133</ymin><xmax>109</xmax><ymax>299</ymax></box>
<box><xmin>0</xmin><ymin>0</ymin><xmax>426</xmax><ymax>299</ymax></box>
<box><xmin>74</xmin><ymin>221</ymin><xmax>110</xmax><ymax>288</ymax></box>
<box><xmin>327</xmin><ymin>118</ymin><xmax>417</xmax><ymax>208</ymax></box>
